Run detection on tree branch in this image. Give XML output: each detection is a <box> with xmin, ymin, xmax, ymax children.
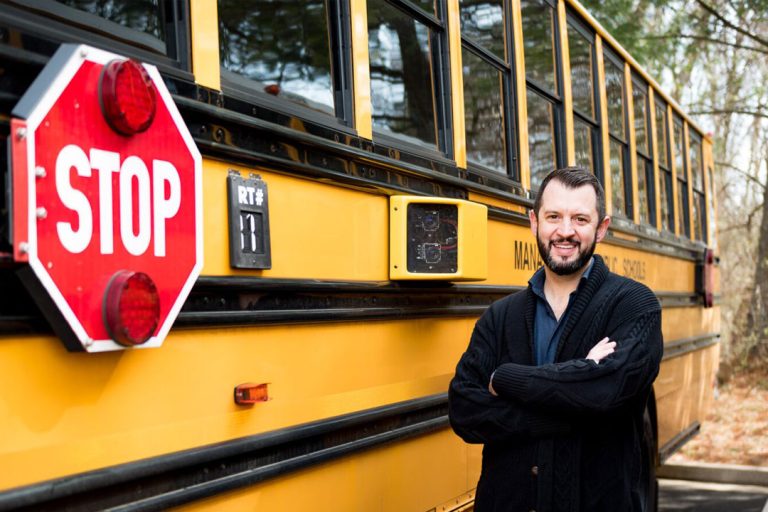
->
<box><xmin>694</xmin><ymin>0</ymin><xmax>768</xmax><ymax>50</ymax></box>
<box><xmin>690</xmin><ymin>109</ymin><xmax>768</xmax><ymax>119</ymax></box>
<box><xmin>641</xmin><ymin>33</ymin><xmax>768</xmax><ymax>55</ymax></box>
<box><xmin>715</xmin><ymin>160</ymin><xmax>767</xmax><ymax>191</ymax></box>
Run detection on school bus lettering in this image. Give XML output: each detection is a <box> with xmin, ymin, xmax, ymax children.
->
<box><xmin>514</xmin><ymin>240</ymin><xmax>543</xmax><ymax>270</ymax></box>
<box><xmin>622</xmin><ymin>259</ymin><xmax>647</xmax><ymax>280</ymax></box>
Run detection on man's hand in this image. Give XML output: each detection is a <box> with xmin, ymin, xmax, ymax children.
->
<box><xmin>488</xmin><ymin>370</ymin><xmax>498</xmax><ymax>396</ymax></box>
<box><xmin>586</xmin><ymin>337</ymin><xmax>616</xmax><ymax>363</ymax></box>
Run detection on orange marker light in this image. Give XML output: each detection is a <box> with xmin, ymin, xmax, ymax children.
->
<box><xmin>234</xmin><ymin>383</ymin><xmax>269</xmax><ymax>405</ymax></box>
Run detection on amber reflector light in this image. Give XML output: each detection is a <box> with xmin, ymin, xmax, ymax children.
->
<box><xmin>234</xmin><ymin>383</ymin><xmax>270</xmax><ymax>405</ymax></box>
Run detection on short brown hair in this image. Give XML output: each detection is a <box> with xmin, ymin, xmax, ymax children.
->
<box><xmin>532</xmin><ymin>167</ymin><xmax>606</xmax><ymax>222</ymax></box>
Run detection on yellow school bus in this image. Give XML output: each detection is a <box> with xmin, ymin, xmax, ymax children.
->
<box><xmin>0</xmin><ymin>0</ymin><xmax>719</xmax><ymax>510</ymax></box>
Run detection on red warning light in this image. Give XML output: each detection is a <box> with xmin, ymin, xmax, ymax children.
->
<box><xmin>103</xmin><ymin>271</ymin><xmax>160</xmax><ymax>346</ymax></box>
<box><xmin>100</xmin><ymin>59</ymin><xmax>157</xmax><ymax>135</ymax></box>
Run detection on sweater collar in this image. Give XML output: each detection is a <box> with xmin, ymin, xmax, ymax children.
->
<box><xmin>523</xmin><ymin>255</ymin><xmax>610</xmax><ymax>362</ymax></box>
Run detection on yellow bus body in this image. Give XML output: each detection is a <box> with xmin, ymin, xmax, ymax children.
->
<box><xmin>0</xmin><ymin>0</ymin><xmax>720</xmax><ymax>509</ymax></box>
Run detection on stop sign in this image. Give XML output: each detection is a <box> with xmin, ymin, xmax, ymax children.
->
<box><xmin>10</xmin><ymin>44</ymin><xmax>202</xmax><ymax>352</ymax></box>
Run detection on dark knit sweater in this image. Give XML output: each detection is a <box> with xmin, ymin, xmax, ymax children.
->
<box><xmin>448</xmin><ymin>255</ymin><xmax>663</xmax><ymax>512</ymax></box>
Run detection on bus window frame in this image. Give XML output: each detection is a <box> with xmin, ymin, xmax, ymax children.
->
<box><xmin>631</xmin><ymin>72</ymin><xmax>655</xmax><ymax>228</ymax></box>
<box><xmin>689</xmin><ymin>130</ymin><xmax>707</xmax><ymax>242</ymax></box>
<box><xmin>654</xmin><ymin>96</ymin><xmax>674</xmax><ymax>233</ymax></box>
<box><xmin>367</xmin><ymin>0</ymin><xmax>454</xmax><ymax>158</ymax></box>
<box><xmin>565</xmin><ymin>10</ymin><xmax>602</xmax><ymax>181</ymax></box>
<box><xmin>459</xmin><ymin>0</ymin><xmax>521</xmax><ymax>183</ymax></box>
<box><xmin>672</xmin><ymin>113</ymin><xmax>691</xmax><ymax>238</ymax></box>
<box><xmin>2</xmin><ymin>0</ymin><xmax>191</xmax><ymax>75</ymax></box>
<box><xmin>602</xmin><ymin>45</ymin><xmax>631</xmax><ymax>219</ymax></box>
<box><xmin>218</xmin><ymin>0</ymin><xmax>356</xmax><ymax>132</ymax></box>
<box><xmin>520</xmin><ymin>0</ymin><xmax>566</xmax><ymax>191</ymax></box>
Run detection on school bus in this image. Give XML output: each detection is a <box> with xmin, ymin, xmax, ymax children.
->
<box><xmin>0</xmin><ymin>0</ymin><xmax>719</xmax><ymax>510</ymax></box>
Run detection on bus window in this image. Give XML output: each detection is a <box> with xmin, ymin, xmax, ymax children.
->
<box><xmin>690</xmin><ymin>132</ymin><xmax>706</xmax><ymax>241</ymax></box>
<box><xmin>55</xmin><ymin>0</ymin><xmax>165</xmax><ymax>41</ymax></box>
<box><xmin>521</xmin><ymin>0</ymin><xmax>563</xmax><ymax>190</ymax></box>
<box><xmin>219</xmin><ymin>0</ymin><xmax>346</xmax><ymax>119</ymax></box>
<box><xmin>673</xmin><ymin>115</ymin><xmax>690</xmax><ymax>237</ymax></box>
<box><xmin>633</xmin><ymin>75</ymin><xmax>654</xmax><ymax>226</ymax></box>
<box><xmin>460</xmin><ymin>0</ymin><xmax>517</xmax><ymax>179</ymax></box>
<box><xmin>7</xmin><ymin>0</ymin><xmax>188</xmax><ymax>65</ymax></box>
<box><xmin>655</xmin><ymin>98</ymin><xmax>673</xmax><ymax>232</ymax></box>
<box><xmin>367</xmin><ymin>0</ymin><xmax>448</xmax><ymax>151</ymax></box>
<box><xmin>604</xmin><ymin>48</ymin><xmax>630</xmax><ymax>217</ymax></box>
<box><xmin>567</xmin><ymin>14</ymin><xmax>600</xmax><ymax>177</ymax></box>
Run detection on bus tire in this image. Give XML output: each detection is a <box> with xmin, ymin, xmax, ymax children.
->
<box><xmin>642</xmin><ymin>400</ymin><xmax>659</xmax><ymax>512</ymax></box>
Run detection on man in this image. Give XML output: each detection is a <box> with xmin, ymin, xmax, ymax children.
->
<box><xmin>448</xmin><ymin>167</ymin><xmax>663</xmax><ymax>512</ymax></box>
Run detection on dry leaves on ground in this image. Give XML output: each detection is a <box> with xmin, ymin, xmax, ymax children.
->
<box><xmin>668</xmin><ymin>372</ymin><xmax>768</xmax><ymax>467</ymax></box>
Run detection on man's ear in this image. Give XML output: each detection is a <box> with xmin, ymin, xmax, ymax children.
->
<box><xmin>529</xmin><ymin>209</ymin><xmax>538</xmax><ymax>237</ymax></box>
<box><xmin>596</xmin><ymin>216</ymin><xmax>611</xmax><ymax>243</ymax></box>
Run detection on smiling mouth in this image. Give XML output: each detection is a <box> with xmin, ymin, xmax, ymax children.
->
<box><xmin>550</xmin><ymin>239</ymin><xmax>579</xmax><ymax>255</ymax></box>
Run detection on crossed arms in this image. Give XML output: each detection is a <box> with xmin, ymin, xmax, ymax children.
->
<box><xmin>448</xmin><ymin>296</ymin><xmax>662</xmax><ymax>444</ymax></box>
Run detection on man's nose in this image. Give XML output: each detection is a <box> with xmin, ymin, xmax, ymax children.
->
<box><xmin>556</xmin><ymin>219</ymin><xmax>575</xmax><ymax>237</ymax></box>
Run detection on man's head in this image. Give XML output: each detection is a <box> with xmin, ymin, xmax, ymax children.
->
<box><xmin>530</xmin><ymin>167</ymin><xmax>610</xmax><ymax>276</ymax></box>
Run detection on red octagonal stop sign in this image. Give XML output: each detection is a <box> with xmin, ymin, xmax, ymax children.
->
<box><xmin>10</xmin><ymin>44</ymin><xmax>202</xmax><ymax>352</ymax></box>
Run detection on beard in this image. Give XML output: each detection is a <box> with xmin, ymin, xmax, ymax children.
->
<box><xmin>536</xmin><ymin>232</ymin><xmax>597</xmax><ymax>276</ymax></box>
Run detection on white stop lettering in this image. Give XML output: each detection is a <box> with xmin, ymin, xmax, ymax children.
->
<box><xmin>54</xmin><ymin>144</ymin><xmax>181</xmax><ymax>256</ymax></box>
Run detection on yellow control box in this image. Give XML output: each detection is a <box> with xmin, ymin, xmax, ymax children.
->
<box><xmin>389</xmin><ymin>196</ymin><xmax>487</xmax><ymax>281</ymax></box>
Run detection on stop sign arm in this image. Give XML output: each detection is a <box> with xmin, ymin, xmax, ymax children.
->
<box><xmin>9</xmin><ymin>118</ymin><xmax>30</xmax><ymax>263</ymax></box>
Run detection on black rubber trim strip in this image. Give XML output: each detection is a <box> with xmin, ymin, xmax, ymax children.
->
<box><xmin>0</xmin><ymin>272</ymin><xmax>716</xmax><ymax>333</ymax></box>
<box><xmin>662</xmin><ymin>334</ymin><xmax>720</xmax><ymax>361</ymax></box>
<box><xmin>658</xmin><ymin>421</ymin><xmax>701</xmax><ymax>463</ymax></box>
<box><xmin>0</xmin><ymin>394</ymin><xmax>449</xmax><ymax>512</ymax></box>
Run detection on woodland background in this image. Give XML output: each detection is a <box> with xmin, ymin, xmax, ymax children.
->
<box><xmin>581</xmin><ymin>0</ymin><xmax>768</xmax><ymax>377</ymax></box>
<box><xmin>580</xmin><ymin>0</ymin><xmax>768</xmax><ymax>466</ymax></box>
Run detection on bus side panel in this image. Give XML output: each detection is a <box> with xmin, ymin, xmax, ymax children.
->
<box><xmin>173</xmin><ymin>429</ymin><xmax>470</xmax><ymax>512</ymax></box>
<box><xmin>655</xmin><ymin>342</ymin><xmax>720</xmax><ymax>451</ymax></box>
<box><xmin>0</xmin><ymin>318</ymin><xmax>475</xmax><ymax>491</ymax></box>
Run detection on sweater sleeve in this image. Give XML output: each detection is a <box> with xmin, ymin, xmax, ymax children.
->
<box><xmin>448</xmin><ymin>303</ymin><xmax>572</xmax><ymax>444</ymax></box>
<box><xmin>491</xmin><ymin>287</ymin><xmax>662</xmax><ymax>414</ymax></box>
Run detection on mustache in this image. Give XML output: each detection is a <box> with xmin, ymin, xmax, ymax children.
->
<box><xmin>550</xmin><ymin>237</ymin><xmax>578</xmax><ymax>245</ymax></box>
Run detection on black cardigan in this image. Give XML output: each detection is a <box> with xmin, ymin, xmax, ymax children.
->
<box><xmin>448</xmin><ymin>255</ymin><xmax>663</xmax><ymax>512</ymax></box>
